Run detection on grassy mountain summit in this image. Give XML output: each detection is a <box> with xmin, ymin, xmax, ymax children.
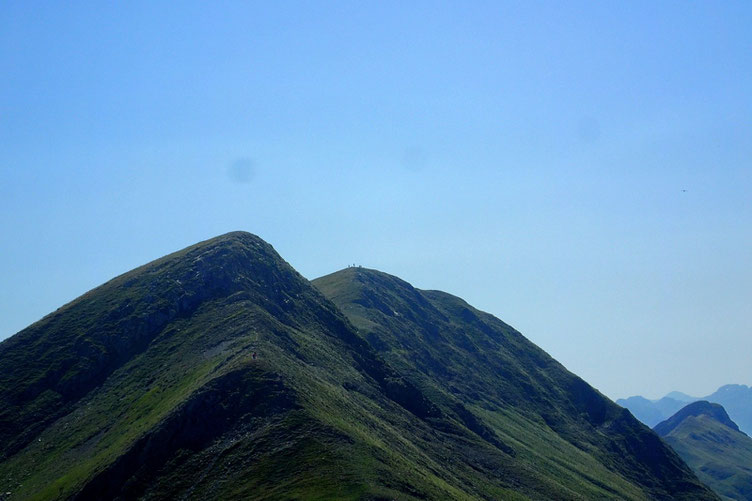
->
<box><xmin>655</xmin><ymin>401</ymin><xmax>752</xmax><ymax>500</ymax></box>
<box><xmin>0</xmin><ymin>233</ymin><xmax>716</xmax><ymax>499</ymax></box>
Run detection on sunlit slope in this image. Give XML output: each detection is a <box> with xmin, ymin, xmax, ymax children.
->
<box><xmin>314</xmin><ymin>267</ymin><xmax>716</xmax><ymax>500</ymax></box>
<box><xmin>655</xmin><ymin>401</ymin><xmax>752</xmax><ymax>500</ymax></box>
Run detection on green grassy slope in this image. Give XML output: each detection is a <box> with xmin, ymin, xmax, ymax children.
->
<box><xmin>0</xmin><ymin>233</ymin><xmax>488</xmax><ymax>500</ymax></box>
<box><xmin>0</xmin><ymin>234</ymin><xmax>718</xmax><ymax>500</ymax></box>
<box><xmin>655</xmin><ymin>401</ymin><xmax>752</xmax><ymax>500</ymax></box>
<box><xmin>314</xmin><ymin>267</ymin><xmax>717</xmax><ymax>500</ymax></box>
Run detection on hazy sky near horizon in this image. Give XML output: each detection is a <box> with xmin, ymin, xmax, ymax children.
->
<box><xmin>2</xmin><ymin>1</ymin><xmax>750</xmax><ymax>400</ymax></box>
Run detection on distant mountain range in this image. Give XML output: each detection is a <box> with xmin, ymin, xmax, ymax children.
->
<box><xmin>618</xmin><ymin>384</ymin><xmax>752</xmax><ymax>434</ymax></box>
<box><xmin>655</xmin><ymin>401</ymin><xmax>752</xmax><ymax>500</ymax></box>
<box><xmin>0</xmin><ymin>232</ymin><xmax>716</xmax><ymax>499</ymax></box>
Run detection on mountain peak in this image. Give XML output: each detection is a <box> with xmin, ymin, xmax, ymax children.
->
<box><xmin>321</xmin><ymin>266</ymin><xmax>414</xmax><ymax>290</ymax></box>
<box><xmin>0</xmin><ymin>236</ymin><xmax>719</xmax><ymax>500</ymax></box>
<box><xmin>664</xmin><ymin>391</ymin><xmax>697</xmax><ymax>402</ymax></box>
<box><xmin>714</xmin><ymin>383</ymin><xmax>750</xmax><ymax>395</ymax></box>
<box><xmin>315</xmin><ymin>267</ymin><xmax>438</xmax><ymax>321</ymax></box>
<box><xmin>0</xmin><ymin>231</ymin><xmax>310</xmax><ymax>463</ymax></box>
<box><xmin>654</xmin><ymin>401</ymin><xmax>740</xmax><ymax>436</ymax></box>
<box><xmin>167</xmin><ymin>230</ymin><xmax>268</xmax><ymax>255</ymax></box>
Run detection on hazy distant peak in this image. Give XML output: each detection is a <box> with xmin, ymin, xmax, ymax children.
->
<box><xmin>664</xmin><ymin>391</ymin><xmax>697</xmax><ymax>402</ymax></box>
<box><xmin>619</xmin><ymin>383</ymin><xmax>752</xmax><ymax>436</ymax></box>
<box><xmin>713</xmin><ymin>383</ymin><xmax>750</xmax><ymax>395</ymax></box>
<box><xmin>618</xmin><ymin>395</ymin><xmax>652</xmax><ymax>404</ymax></box>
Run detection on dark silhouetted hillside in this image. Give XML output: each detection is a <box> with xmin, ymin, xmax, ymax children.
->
<box><xmin>315</xmin><ymin>266</ymin><xmax>716</xmax><ymax>500</ymax></box>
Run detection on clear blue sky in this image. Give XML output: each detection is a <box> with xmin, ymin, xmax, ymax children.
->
<box><xmin>2</xmin><ymin>1</ymin><xmax>750</xmax><ymax>400</ymax></box>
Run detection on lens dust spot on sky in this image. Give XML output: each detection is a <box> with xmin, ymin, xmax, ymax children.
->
<box><xmin>401</xmin><ymin>147</ymin><xmax>428</xmax><ymax>172</ymax></box>
<box><xmin>227</xmin><ymin>158</ymin><xmax>256</xmax><ymax>184</ymax></box>
<box><xmin>576</xmin><ymin>116</ymin><xmax>601</xmax><ymax>144</ymax></box>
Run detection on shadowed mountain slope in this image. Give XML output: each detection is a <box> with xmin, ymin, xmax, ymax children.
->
<box><xmin>0</xmin><ymin>234</ymin><xmax>716</xmax><ymax>500</ymax></box>
<box><xmin>314</xmin><ymin>268</ymin><xmax>707</xmax><ymax>499</ymax></box>
<box><xmin>314</xmin><ymin>267</ymin><xmax>716</xmax><ymax>500</ymax></box>
<box><xmin>655</xmin><ymin>401</ymin><xmax>752</xmax><ymax>500</ymax></box>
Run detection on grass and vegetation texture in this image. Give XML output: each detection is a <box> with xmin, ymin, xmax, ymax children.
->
<box><xmin>0</xmin><ymin>232</ymin><xmax>717</xmax><ymax>500</ymax></box>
